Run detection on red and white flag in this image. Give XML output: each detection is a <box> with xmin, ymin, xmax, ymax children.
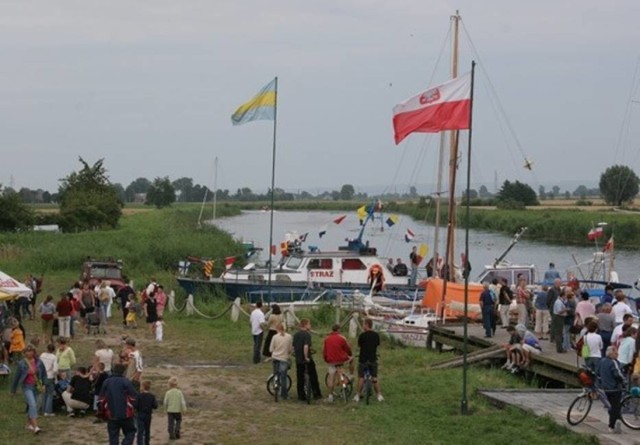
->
<box><xmin>224</xmin><ymin>256</ymin><xmax>236</xmax><ymax>270</ymax></box>
<box><xmin>333</xmin><ymin>215</ymin><xmax>347</xmax><ymax>224</ymax></box>
<box><xmin>602</xmin><ymin>236</ymin><xmax>614</xmax><ymax>253</ymax></box>
<box><xmin>587</xmin><ymin>227</ymin><xmax>604</xmax><ymax>241</ymax></box>
<box><xmin>404</xmin><ymin>229</ymin><xmax>415</xmax><ymax>243</ymax></box>
<box><xmin>392</xmin><ymin>72</ymin><xmax>472</xmax><ymax>145</ymax></box>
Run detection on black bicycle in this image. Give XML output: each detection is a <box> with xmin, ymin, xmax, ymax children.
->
<box><xmin>266</xmin><ymin>368</ymin><xmax>292</xmax><ymax>402</ymax></box>
<box><xmin>362</xmin><ymin>362</ymin><xmax>375</xmax><ymax>405</ymax></box>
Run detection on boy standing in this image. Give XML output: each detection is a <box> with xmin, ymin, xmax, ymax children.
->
<box><xmin>163</xmin><ymin>376</ymin><xmax>187</xmax><ymax>440</ymax></box>
<box><xmin>135</xmin><ymin>381</ymin><xmax>158</xmax><ymax>445</ymax></box>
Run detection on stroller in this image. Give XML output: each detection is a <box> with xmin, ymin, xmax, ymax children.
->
<box><xmin>86</xmin><ymin>311</ymin><xmax>104</xmax><ymax>335</ymax></box>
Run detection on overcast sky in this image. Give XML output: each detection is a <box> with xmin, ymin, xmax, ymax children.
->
<box><xmin>2</xmin><ymin>1</ymin><xmax>640</xmax><ymax>196</ymax></box>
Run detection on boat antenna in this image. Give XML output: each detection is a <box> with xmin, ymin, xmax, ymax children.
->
<box><xmin>491</xmin><ymin>227</ymin><xmax>528</xmax><ymax>268</ymax></box>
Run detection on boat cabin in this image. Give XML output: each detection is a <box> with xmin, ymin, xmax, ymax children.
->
<box><xmin>477</xmin><ymin>263</ymin><xmax>537</xmax><ymax>286</ymax></box>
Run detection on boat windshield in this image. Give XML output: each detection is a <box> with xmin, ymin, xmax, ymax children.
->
<box><xmin>284</xmin><ymin>256</ymin><xmax>303</xmax><ymax>270</ymax></box>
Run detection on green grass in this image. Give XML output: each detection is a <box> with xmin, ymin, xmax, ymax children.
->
<box><xmin>0</xmin><ymin>207</ymin><xmax>600</xmax><ymax>444</ymax></box>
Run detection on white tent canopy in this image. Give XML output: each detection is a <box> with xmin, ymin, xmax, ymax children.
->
<box><xmin>0</xmin><ymin>270</ymin><xmax>32</xmax><ymax>299</ymax></box>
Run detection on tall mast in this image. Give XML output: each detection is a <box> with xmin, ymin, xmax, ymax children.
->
<box><xmin>445</xmin><ymin>10</ymin><xmax>461</xmax><ymax>282</ymax></box>
<box><xmin>212</xmin><ymin>156</ymin><xmax>218</xmax><ymax>221</ymax></box>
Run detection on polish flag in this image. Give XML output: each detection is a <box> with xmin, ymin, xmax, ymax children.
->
<box><xmin>393</xmin><ymin>72</ymin><xmax>471</xmax><ymax>145</ymax></box>
<box><xmin>587</xmin><ymin>227</ymin><xmax>604</xmax><ymax>241</ymax></box>
<box><xmin>224</xmin><ymin>256</ymin><xmax>236</xmax><ymax>270</ymax></box>
<box><xmin>602</xmin><ymin>236</ymin><xmax>614</xmax><ymax>253</ymax></box>
<box><xmin>404</xmin><ymin>229</ymin><xmax>415</xmax><ymax>243</ymax></box>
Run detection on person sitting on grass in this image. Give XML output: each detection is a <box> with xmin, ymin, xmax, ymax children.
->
<box><xmin>501</xmin><ymin>325</ymin><xmax>523</xmax><ymax>371</ymax></box>
<box><xmin>62</xmin><ymin>366</ymin><xmax>92</xmax><ymax>417</ymax></box>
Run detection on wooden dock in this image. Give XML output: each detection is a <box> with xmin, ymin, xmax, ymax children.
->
<box><xmin>427</xmin><ymin>322</ymin><xmax>583</xmax><ymax>387</ymax></box>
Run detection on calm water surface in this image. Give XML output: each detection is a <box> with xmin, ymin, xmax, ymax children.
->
<box><xmin>211</xmin><ymin>211</ymin><xmax>640</xmax><ymax>285</ymax></box>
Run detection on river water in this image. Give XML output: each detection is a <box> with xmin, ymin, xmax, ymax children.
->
<box><xmin>211</xmin><ymin>210</ymin><xmax>640</xmax><ymax>285</ymax></box>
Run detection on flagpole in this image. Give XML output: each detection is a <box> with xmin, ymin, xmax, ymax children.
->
<box><xmin>267</xmin><ymin>76</ymin><xmax>278</xmax><ymax>302</ymax></box>
<box><xmin>461</xmin><ymin>60</ymin><xmax>476</xmax><ymax>416</ymax></box>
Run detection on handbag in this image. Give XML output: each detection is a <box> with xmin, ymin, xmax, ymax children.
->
<box><xmin>25</xmin><ymin>359</ymin><xmax>45</xmax><ymax>393</ymax></box>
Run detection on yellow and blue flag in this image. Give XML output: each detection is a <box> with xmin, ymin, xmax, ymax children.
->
<box><xmin>231</xmin><ymin>78</ymin><xmax>277</xmax><ymax>126</ymax></box>
<box><xmin>385</xmin><ymin>214</ymin><xmax>399</xmax><ymax>227</ymax></box>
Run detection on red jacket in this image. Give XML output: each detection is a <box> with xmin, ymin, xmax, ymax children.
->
<box><xmin>323</xmin><ymin>332</ymin><xmax>352</xmax><ymax>364</ymax></box>
<box><xmin>56</xmin><ymin>299</ymin><xmax>73</xmax><ymax>317</ymax></box>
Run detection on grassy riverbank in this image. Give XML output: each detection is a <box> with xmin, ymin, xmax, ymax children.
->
<box><xmin>0</xmin><ymin>207</ymin><xmax>600</xmax><ymax>444</ymax></box>
<box><xmin>0</xmin><ymin>302</ymin><xmax>597</xmax><ymax>445</ymax></box>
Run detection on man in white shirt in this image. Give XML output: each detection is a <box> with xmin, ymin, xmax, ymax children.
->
<box><xmin>611</xmin><ymin>291</ymin><xmax>632</xmax><ymax>325</ymax></box>
<box><xmin>250</xmin><ymin>301</ymin><xmax>266</xmax><ymax>364</ymax></box>
<box><xmin>611</xmin><ymin>314</ymin><xmax>634</xmax><ymax>348</ymax></box>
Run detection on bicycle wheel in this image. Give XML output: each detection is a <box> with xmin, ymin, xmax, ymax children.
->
<box><xmin>364</xmin><ymin>377</ymin><xmax>373</xmax><ymax>405</ymax></box>
<box><xmin>342</xmin><ymin>374</ymin><xmax>353</xmax><ymax>399</ymax></box>
<box><xmin>620</xmin><ymin>395</ymin><xmax>640</xmax><ymax>430</ymax></box>
<box><xmin>566</xmin><ymin>393</ymin><xmax>592</xmax><ymax>425</ymax></box>
<box><xmin>267</xmin><ymin>374</ymin><xmax>292</xmax><ymax>396</ymax></box>
<box><xmin>266</xmin><ymin>374</ymin><xmax>276</xmax><ymax>396</ymax></box>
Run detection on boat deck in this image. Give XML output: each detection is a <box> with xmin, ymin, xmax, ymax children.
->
<box><xmin>428</xmin><ymin>322</ymin><xmax>583</xmax><ymax>387</ymax></box>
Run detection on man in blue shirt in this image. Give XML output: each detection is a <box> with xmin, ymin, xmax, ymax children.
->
<box><xmin>597</xmin><ymin>347</ymin><xmax>625</xmax><ymax>434</ymax></box>
<box><xmin>100</xmin><ymin>363</ymin><xmax>138</xmax><ymax>445</ymax></box>
<box><xmin>542</xmin><ymin>262</ymin><xmax>561</xmax><ymax>285</ymax></box>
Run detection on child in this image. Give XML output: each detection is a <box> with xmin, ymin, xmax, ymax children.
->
<box><xmin>154</xmin><ymin>317</ymin><xmax>165</xmax><ymax>342</ymax></box>
<box><xmin>9</xmin><ymin>317</ymin><xmax>25</xmax><ymax>363</ymax></box>
<box><xmin>135</xmin><ymin>381</ymin><xmax>158</xmax><ymax>445</ymax></box>
<box><xmin>501</xmin><ymin>325</ymin><xmax>523</xmax><ymax>372</ymax></box>
<box><xmin>91</xmin><ymin>362</ymin><xmax>108</xmax><ymax>415</ymax></box>
<box><xmin>163</xmin><ymin>376</ymin><xmax>187</xmax><ymax>440</ymax></box>
<box><xmin>125</xmin><ymin>295</ymin><xmax>137</xmax><ymax>329</ymax></box>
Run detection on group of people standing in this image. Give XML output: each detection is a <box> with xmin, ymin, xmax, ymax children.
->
<box><xmin>250</xmin><ymin>302</ymin><xmax>384</xmax><ymax>403</ymax></box>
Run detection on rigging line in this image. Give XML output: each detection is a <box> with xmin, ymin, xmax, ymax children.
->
<box><xmin>612</xmin><ymin>56</ymin><xmax>640</xmax><ymax>159</ymax></box>
<box><xmin>461</xmin><ymin>22</ymin><xmax>529</xmax><ymax>162</ymax></box>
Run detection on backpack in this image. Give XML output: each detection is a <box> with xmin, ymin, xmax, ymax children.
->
<box><xmin>576</xmin><ymin>335</ymin><xmax>589</xmax><ymax>358</ymax></box>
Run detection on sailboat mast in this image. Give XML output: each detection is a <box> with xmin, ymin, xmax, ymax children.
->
<box><xmin>212</xmin><ymin>156</ymin><xmax>218</xmax><ymax>221</ymax></box>
<box><xmin>445</xmin><ymin>10</ymin><xmax>461</xmax><ymax>282</ymax></box>
<box><xmin>432</xmin><ymin>133</ymin><xmax>446</xmax><ymax>274</ymax></box>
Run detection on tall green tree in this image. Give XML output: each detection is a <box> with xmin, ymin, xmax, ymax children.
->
<box><xmin>125</xmin><ymin>177</ymin><xmax>152</xmax><ymax>202</ymax></box>
<box><xmin>599</xmin><ymin>164</ymin><xmax>640</xmax><ymax>206</ymax></box>
<box><xmin>146</xmin><ymin>177</ymin><xmax>176</xmax><ymax>208</ymax></box>
<box><xmin>496</xmin><ymin>180</ymin><xmax>539</xmax><ymax>207</ymax></box>
<box><xmin>0</xmin><ymin>188</ymin><xmax>35</xmax><ymax>231</ymax></box>
<box><xmin>340</xmin><ymin>184</ymin><xmax>355</xmax><ymax>200</ymax></box>
<box><xmin>58</xmin><ymin>158</ymin><xmax>123</xmax><ymax>232</ymax></box>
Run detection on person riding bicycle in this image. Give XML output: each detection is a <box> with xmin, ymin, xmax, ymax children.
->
<box><xmin>354</xmin><ymin>318</ymin><xmax>383</xmax><ymax>402</ymax></box>
<box><xmin>269</xmin><ymin>322</ymin><xmax>293</xmax><ymax>400</ymax></box>
<box><xmin>292</xmin><ymin>318</ymin><xmax>322</xmax><ymax>401</ymax></box>
<box><xmin>322</xmin><ymin>323</ymin><xmax>353</xmax><ymax>402</ymax></box>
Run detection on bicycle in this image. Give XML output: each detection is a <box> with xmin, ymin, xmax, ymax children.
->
<box><xmin>324</xmin><ymin>363</ymin><xmax>353</xmax><ymax>403</ymax></box>
<box><xmin>266</xmin><ymin>367</ymin><xmax>292</xmax><ymax>402</ymax></box>
<box><xmin>619</xmin><ymin>386</ymin><xmax>640</xmax><ymax>430</ymax></box>
<box><xmin>567</xmin><ymin>368</ymin><xmax>640</xmax><ymax>430</ymax></box>
<box><xmin>361</xmin><ymin>362</ymin><xmax>375</xmax><ymax>405</ymax></box>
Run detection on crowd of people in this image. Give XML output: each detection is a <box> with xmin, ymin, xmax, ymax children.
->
<box><xmin>251</xmin><ymin>302</ymin><xmax>384</xmax><ymax>403</ymax></box>
<box><xmin>2</xmin><ymin>277</ymin><xmax>186</xmax><ymax>444</ymax></box>
<box><xmin>483</xmin><ymin>264</ymin><xmax>640</xmax><ymax>435</ymax></box>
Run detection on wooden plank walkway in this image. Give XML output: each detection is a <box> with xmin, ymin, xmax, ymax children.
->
<box><xmin>428</xmin><ymin>322</ymin><xmax>583</xmax><ymax>387</ymax></box>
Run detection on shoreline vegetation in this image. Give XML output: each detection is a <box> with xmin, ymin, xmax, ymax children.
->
<box><xmin>0</xmin><ymin>206</ymin><xmax>598</xmax><ymax>444</ymax></box>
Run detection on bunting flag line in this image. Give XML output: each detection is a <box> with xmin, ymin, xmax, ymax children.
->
<box><xmin>333</xmin><ymin>215</ymin><xmax>347</xmax><ymax>224</ymax></box>
<box><xmin>404</xmin><ymin>229</ymin><xmax>415</xmax><ymax>243</ymax></box>
<box><xmin>386</xmin><ymin>215</ymin><xmax>399</xmax><ymax>227</ymax></box>
<box><xmin>357</xmin><ymin>206</ymin><xmax>368</xmax><ymax>222</ymax></box>
<box><xmin>231</xmin><ymin>78</ymin><xmax>277</xmax><ymax>126</ymax></box>
<box><xmin>319</xmin><ymin>225</ymin><xmax>327</xmax><ymax>238</ymax></box>
<box><xmin>299</xmin><ymin>232</ymin><xmax>308</xmax><ymax>242</ymax></box>
<box><xmin>587</xmin><ymin>227</ymin><xmax>604</xmax><ymax>241</ymax></box>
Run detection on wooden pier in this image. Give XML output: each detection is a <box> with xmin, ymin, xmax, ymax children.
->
<box><xmin>427</xmin><ymin>322</ymin><xmax>583</xmax><ymax>387</ymax></box>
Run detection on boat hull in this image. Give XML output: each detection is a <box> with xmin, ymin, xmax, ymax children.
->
<box><xmin>176</xmin><ymin>276</ymin><xmax>421</xmax><ymax>304</ymax></box>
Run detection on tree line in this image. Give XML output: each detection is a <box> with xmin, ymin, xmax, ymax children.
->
<box><xmin>0</xmin><ymin>159</ymin><xmax>638</xmax><ymax>233</ymax></box>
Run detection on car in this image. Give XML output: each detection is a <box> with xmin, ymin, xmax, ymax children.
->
<box><xmin>80</xmin><ymin>258</ymin><xmax>126</xmax><ymax>291</ymax></box>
